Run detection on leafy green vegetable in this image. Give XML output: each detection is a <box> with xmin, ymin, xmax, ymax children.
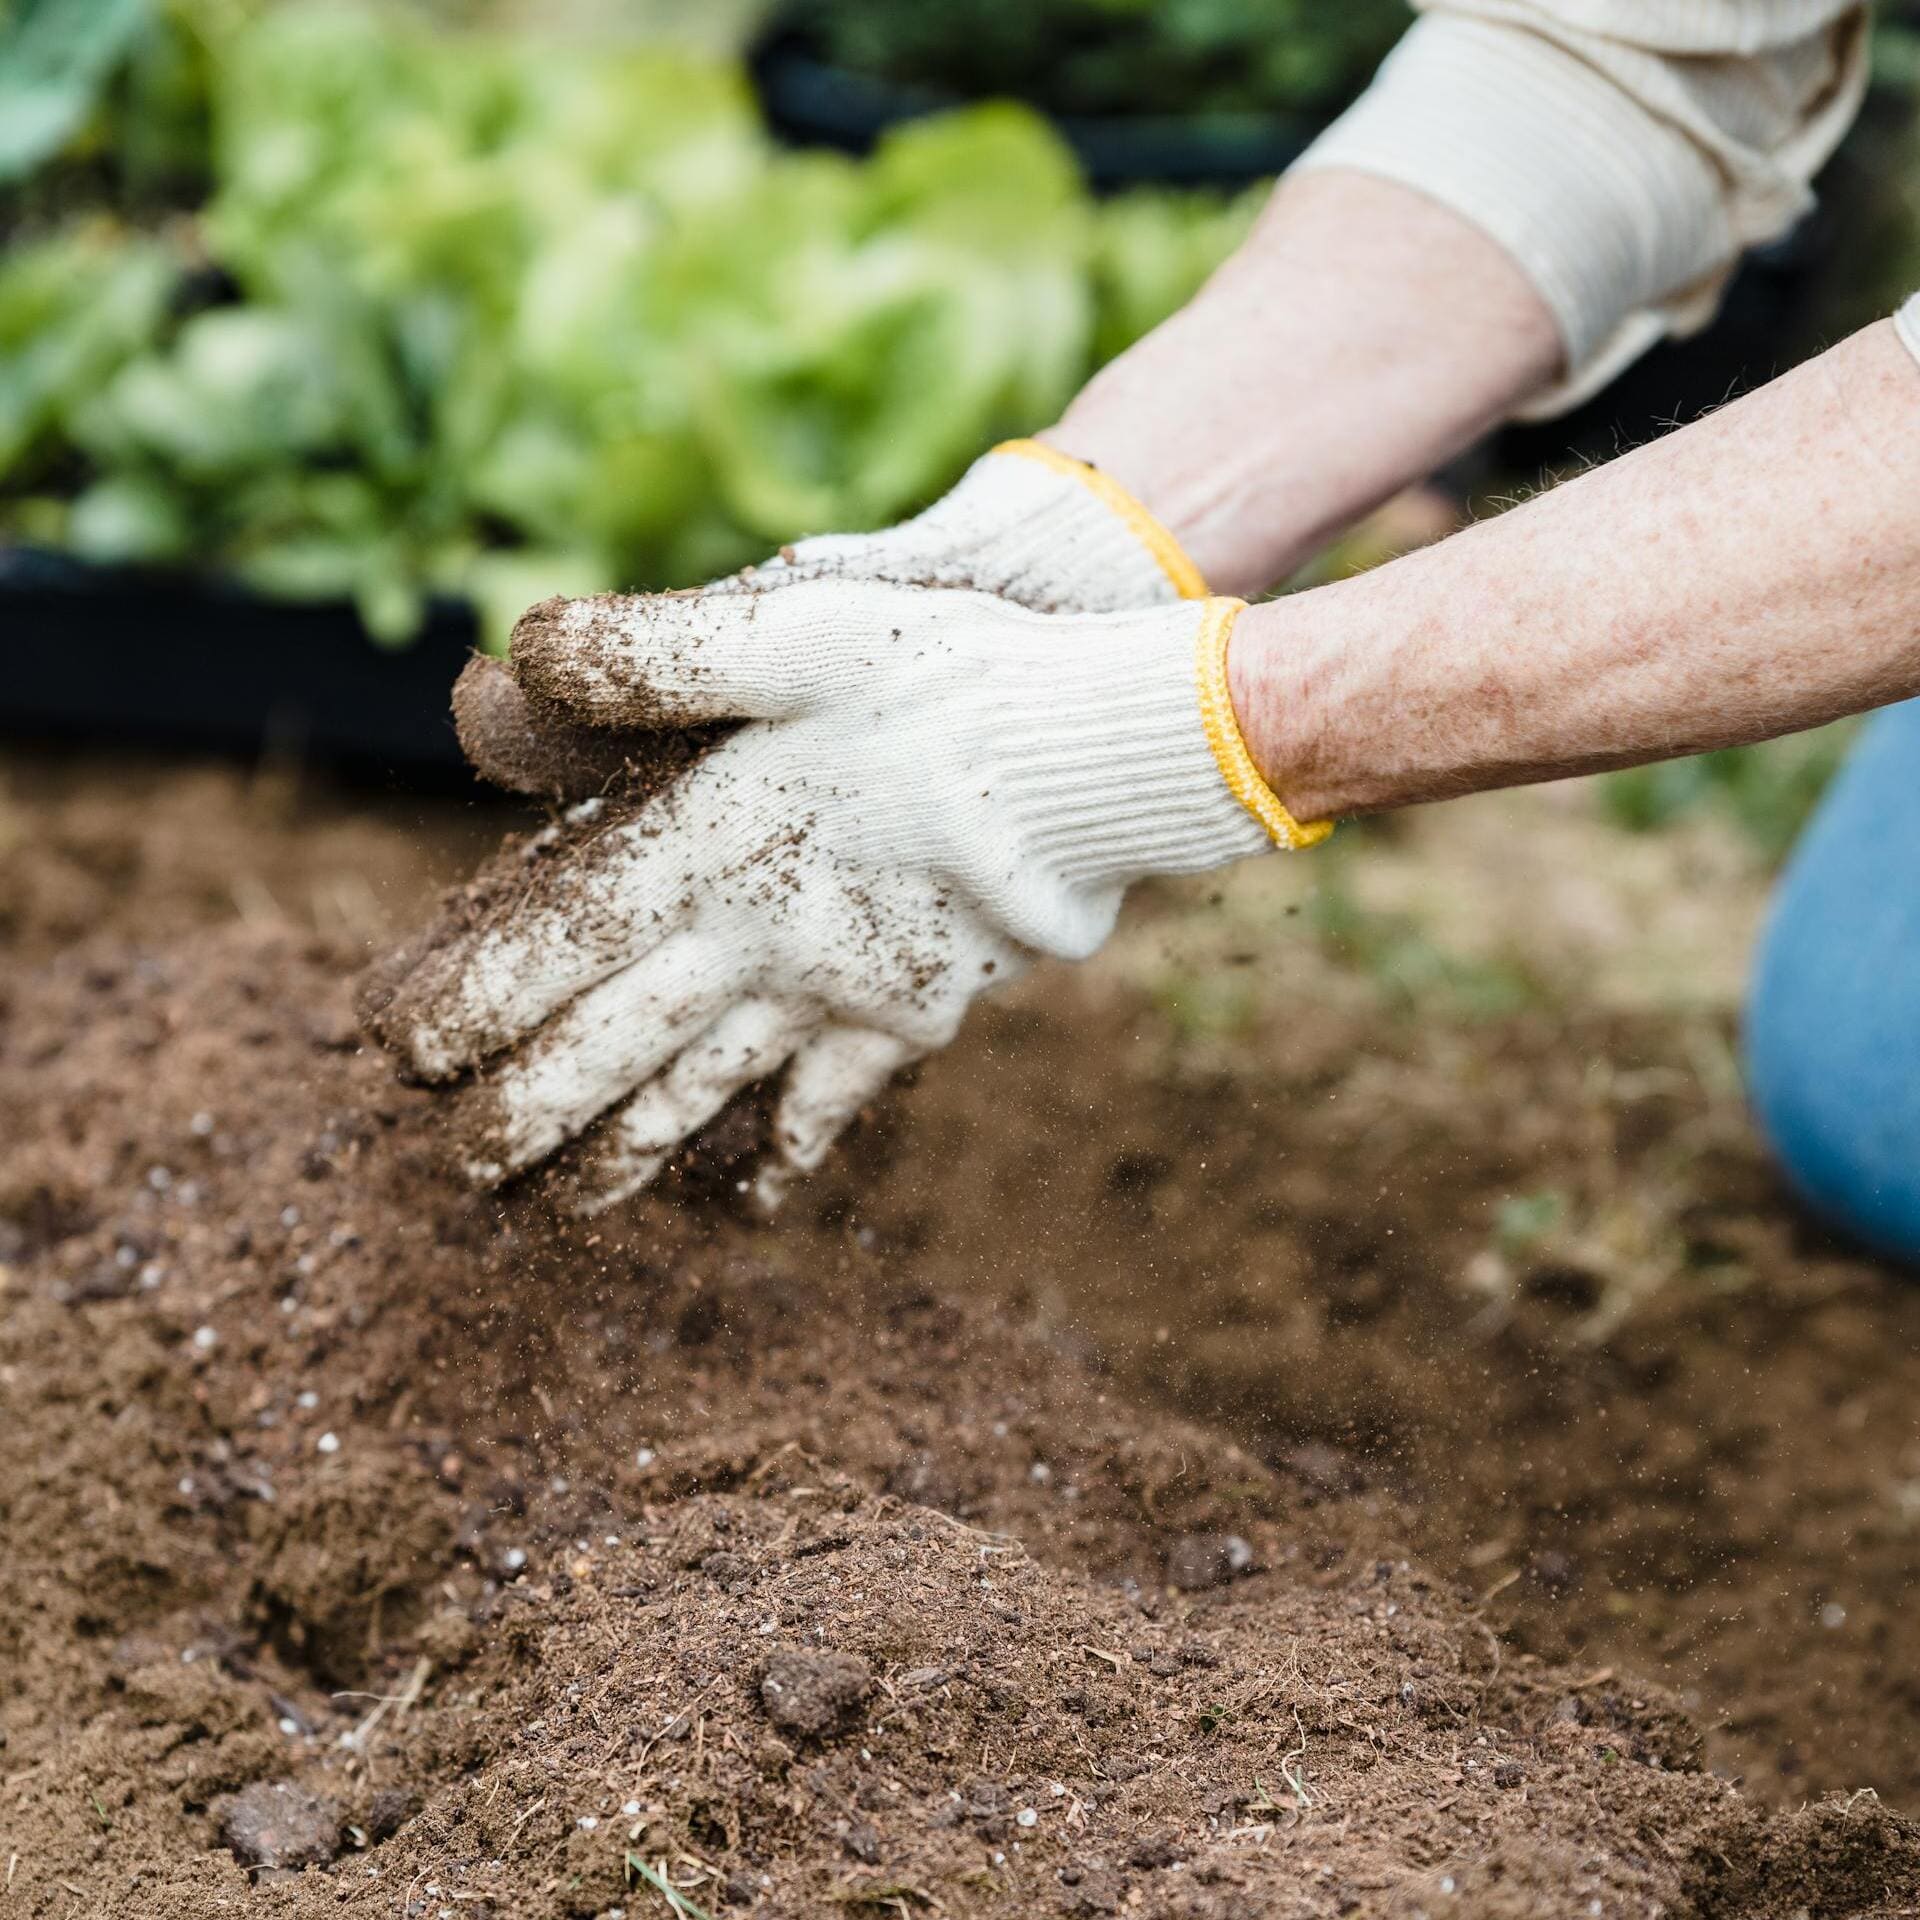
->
<box><xmin>0</xmin><ymin>0</ymin><xmax>151</xmax><ymax>183</ymax></box>
<box><xmin>0</xmin><ymin>220</ymin><xmax>174</xmax><ymax>473</ymax></box>
<box><xmin>0</xmin><ymin>5</ymin><xmax>1257</xmax><ymax>645</ymax></box>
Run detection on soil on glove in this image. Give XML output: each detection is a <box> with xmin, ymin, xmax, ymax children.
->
<box><xmin>3</xmin><ymin>756</ymin><xmax>1920</xmax><ymax>1917</ymax></box>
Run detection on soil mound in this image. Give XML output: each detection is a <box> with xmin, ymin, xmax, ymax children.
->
<box><xmin>2</xmin><ymin>764</ymin><xmax>1918</xmax><ymax>1916</ymax></box>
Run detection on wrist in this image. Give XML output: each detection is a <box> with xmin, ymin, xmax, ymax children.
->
<box><xmin>1044</xmin><ymin>170</ymin><xmax>1559</xmax><ymax>596</ymax></box>
<box><xmin>773</xmin><ymin>440</ymin><xmax>1207</xmax><ymax>614</ymax></box>
<box><xmin>1227</xmin><ymin>590</ymin><xmax>1371</xmax><ymax>826</ymax></box>
<box><xmin>983</xmin><ymin>599</ymin><xmax>1329</xmax><ymax>923</ymax></box>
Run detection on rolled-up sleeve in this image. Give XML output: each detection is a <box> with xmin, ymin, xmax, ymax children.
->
<box><xmin>1293</xmin><ymin>1</ymin><xmax>1869</xmax><ymax>413</ymax></box>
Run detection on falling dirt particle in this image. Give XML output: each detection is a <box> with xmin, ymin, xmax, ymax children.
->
<box><xmin>1494</xmin><ymin>1762</ymin><xmax>1526</xmax><ymax>1789</ymax></box>
<box><xmin>1165</xmin><ymin>1533</ymin><xmax>1253</xmax><ymax>1592</ymax></box>
<box><xmin>759</xmin><ymin>1649</ymin><xmax>872</xmax><ymax>1739</ymax></box>
<box><xmin>215</xmin><ymin>1780</ymin><xmax>340</xmax><ymax>1871</ymax></box>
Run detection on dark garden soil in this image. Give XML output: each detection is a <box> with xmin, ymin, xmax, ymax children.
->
<box><xmin>3</xmin><ymin>756</ymin><xmax>1920</xmax><ymax>1917</ymax></box>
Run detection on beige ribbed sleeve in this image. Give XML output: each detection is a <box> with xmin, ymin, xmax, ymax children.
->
<box><xmin>1294</xmin><ymin>0</ymin><xmax>1868</xmax><ymax>413</ymax></box>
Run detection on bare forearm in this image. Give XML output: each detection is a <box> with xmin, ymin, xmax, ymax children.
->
<box><xmin>1044</xmin><ymin>170</ymin><xmax>1563</xmax><ymax>596</ymax></box>
<box><xmin>1231</xmin><ymin>320</ymin><xmax>1920</xmax><ymax>822</ymax></box>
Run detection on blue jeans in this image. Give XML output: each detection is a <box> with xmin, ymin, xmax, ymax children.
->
<box><xmin>1747</xmin><ymin>696</ymin><xmax>1920</xmax><ymax>1266</ymax></box>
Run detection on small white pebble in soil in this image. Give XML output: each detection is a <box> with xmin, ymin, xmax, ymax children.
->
<box><xmin>178</xmin><ymin>1477</ymin><xmax>195</xmax><ymax>1497</ymax></box>
<box><xmin>604</xmin><ymin>1535</ymin><xmax>620</xmax><ymax>1547</ymax></box>
<box><xmin>192</xmin><ymin>1326</ymin><xmax>217</xmax><ymax>1351</ymax></box>
<box><xmin>175</xmin><ymin>1181</ymin><xmax>200</xmax><ymax>1207</ymax></box>
<box><xmin>1050</xmin><ymin>1783</ymin><xmax>1066</xmax><ymax>1798</ymax></box>
<box><xmin>280</xmin><ymin>1205</ymin><xmax>301</xmax><ymax>1228</ymax></box>
<box><xmin>316</xmin><ymin>1431</ymin><xmax>340</xmax><ymax>1455</ymax></box>
<box><xmin>634</xmin><ymin>1447</ymin><xmax>656</xmax><ymax>1469</ymax></box>
<box><xmin>278</xmin><ymin>1716</ymin><xmax>299</xmax><ymax>1736</ymax></box>
<box><xmin>622</xmin><ymin>1801</ymin><xmax>641</xmax><ymax>1817</ymax></box>
<box><xmin>190</xmin><ymin>1111</ymin><xmax>215</xmax><ymax>1137</ymax></box>
<box><xmin>576</xmin><ymin>1815</ymin><xmax>598</xmax><ymax>1832</ymax></box>
<box><xmin>1016</xmin><ymin>1809</ymin><xmax>1038</xmax><ymax>1829</ymax></box>
<box><xmin>1821</xmin><ymin>1602</ymin><xmax>1847</xmax><ymax>1629</ymax></box>
<box><xmin>1441</xmin><ymin>1877</ymin><xmax>1456</xmax><ymax>1894</ymax></box>
<box><xmin>992</xmin><ymin>1421</ymin><xmax>1008</xmax><ymax>1438</ymax></box>
<box><xmin>279</xmin><ymin>1296</ymin><xmax>297</xmax><ymax>1314</ymax></box>
<box><xmin>138</xmin><ymin>1262</ymin><xmax>165</xmax><ymax>1290</ymax></box>
<box><xmin>1028</xmin><ymin>1462</ymin><xmax>1052</xmax><ymax>1485</ymax></box>
<box><xmin>297</xmin><ymin>1390</ymin><xmax>319</xmax><ymax>1409</ymax></box>
<box><xmin>147</xmin><ymin>1166</ymin><xmax>173</xmax><ymax>1191</ymax></box>
<box><xmin>550</xmin><ymin>1475</ymin><xmax>570</xmax><ymax>1494</ymax></box>
<box><xmin>504</xmin><ymin>1548</ymin><xmax>528</xmax><ymax>1572</ymax></box>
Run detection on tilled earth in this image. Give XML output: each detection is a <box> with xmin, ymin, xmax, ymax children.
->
<box><xmin>3</xmin><ymin>757</ymin><xmax>1920</xmax><ymax>1917</ymax></box>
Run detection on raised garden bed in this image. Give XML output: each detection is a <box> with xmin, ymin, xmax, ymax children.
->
<box><xmin>0</xmin><ymin>545</ymin><xmax>476</xmax><ymax>780</ymax></box>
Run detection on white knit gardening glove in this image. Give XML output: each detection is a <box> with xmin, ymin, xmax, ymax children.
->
<box><xmin>454</xmin><ymin>440</ymin><xmax>1207</xmax><ymax>801</ymax></box>
<box><xmin>746</xmin><ymin>436</ymin><xmax>1208</xmax><ymax>612</ymax></box>
<box><xmin>369</xmin><ymin>582</ymin><xmax>1327</xmax><ymax>1213</ymax></box>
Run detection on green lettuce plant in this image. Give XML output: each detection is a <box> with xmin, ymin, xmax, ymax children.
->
<box><xmin>0</xmin><ymin>4</ymin><xmax>1257</xmax><ymax>646</ymax></box>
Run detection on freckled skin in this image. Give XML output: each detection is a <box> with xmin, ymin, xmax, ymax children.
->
<box><xmin>1042</xmin><ymin>172</ymin><xmax>1920</xmax><ymax>825</ymax></box>
<box><xmin>1229</xmin><ymin>322</ymin><xmax>1920</xmax><ymax>823</ymax></box>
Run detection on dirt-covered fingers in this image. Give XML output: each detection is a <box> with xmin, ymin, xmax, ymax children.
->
<box><xmin>509</xmin><ymin>581</ymin><xmax>878</xmax><ymax>731</ymax></box>
<box><xmin>447</xmin><ymin>927</ymin><xmax>742</xmax><ymax>1184</ymax></box>
<box><xmin>368</xmin><ymin>772</ymin><xmax>745</xmax><ymax>1082</ymax></box>
<box><xmin>751</xmin><ymin>1024</ymin><xmax>919</xmax><ymax>1211</ymax></box>
<box><xmin>554</xmin><ymin>997</ymin><xmax>812</xmax><ymax>1216</ymax></box>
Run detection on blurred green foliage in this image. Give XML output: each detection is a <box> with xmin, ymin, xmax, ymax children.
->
<box><xmin>790</xmin><ymin>0</ymin><xmax>1407</xmax><ymax>119</ymax></box>
<box><xmin>0</xmin><ymin>1</ymin><xmax>1258</xmax><ymax>644</ymax></box>
<box><xmin>1307</xmin><ymin>848</ymin><xmax>1539</xmax><ymax>1018</ymax></box>
<box><xmin>0</xmin><ymin>0</ymin><xmax>150</xmax><ymax>183</ymax></box>
<box><xmin>1598</xmin><ymin>722</ymin><xmax>1859</xmax><ymax>862</ymax></box>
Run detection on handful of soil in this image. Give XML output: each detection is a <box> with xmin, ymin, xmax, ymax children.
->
<box><xmin>451</xmin><ymin>651</ymin><xmax>718</xmax><ymax>804</ymax></box>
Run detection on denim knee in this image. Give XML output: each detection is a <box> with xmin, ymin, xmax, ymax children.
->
<box><xmin>1745</xmin><ymin>698</ymin><xmax>1920</xmax><ymax>1268</ymax></box>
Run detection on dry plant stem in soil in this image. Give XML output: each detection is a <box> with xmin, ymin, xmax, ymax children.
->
<box><xmin>1</xmin><ymin>761</ymin><xmax>1919</xmax><ymax>1918</ymax></box>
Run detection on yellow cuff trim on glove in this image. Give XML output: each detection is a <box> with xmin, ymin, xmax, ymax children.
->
<box><xmin>1195</xmin><ymin>597</ymin><xmax>1333</xmax><ymax>851</ymax></box>
<box><xmin>993</xmin><ymin>438</ymin><xmax>1209</xmax><ymax>601</ymax></box>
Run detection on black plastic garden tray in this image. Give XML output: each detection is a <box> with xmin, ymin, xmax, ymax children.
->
<box><xmin>747</xmin><ymin>23</ymin><xmax>1326</xmax><ymax>189</ymax></box>
<box><xmin>0</xmin><ymin>545</ymin><xmax>476</xmax><ymax>782</ymax></box>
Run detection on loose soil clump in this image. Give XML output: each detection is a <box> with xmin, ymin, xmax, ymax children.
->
<box><xmin>2</xmin><ymin>760</ymin><xmax>1920</xmax><ymax>1916</ymax></box>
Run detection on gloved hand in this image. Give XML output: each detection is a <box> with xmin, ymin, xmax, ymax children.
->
<box><xmin>452</xmin><ymin>439</ymin><xmax>1207</xmax><ymax>801</ymax></box>
<box><xmin>367</xmin><ymin>579</ymin><xmax>1327</xmax><ymax>1213</ymax></box>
